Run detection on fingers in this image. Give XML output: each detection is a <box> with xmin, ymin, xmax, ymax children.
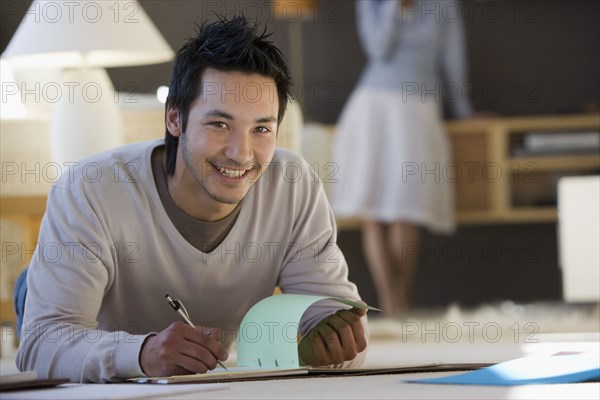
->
<box><xmin>298</xmin><ymin>329</ymin><xmax>327</xmax><ymax>366</ymax></box>
<box><xmin>337</xmin><ymin>309</ymin><xmax>368</xmax><ymax>351</ymax></box>
<box><xmin>300</xmin><ymin>307</ymin><xmax>368</xmax><ymax>367</ymax></box>
<box><xmin>183</xmin><ymin>324</ymin><xmax>229</xmax><ymax>364</ymax></box>
<box><xmin>324</xmin><ymin>317</ymin><xmax>356</xmax><ymax>363</ymax></box>
<box><xmin>351</xmin><ymin>303</ymin><xmax>368</xmax><ymax>317</ymax></box>
<box><xmin>140</xmin><ymin>322</ymin><xmax>228</xmax><ymax>377</ymax></box>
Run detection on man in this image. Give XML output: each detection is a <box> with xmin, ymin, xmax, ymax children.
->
<box><xmin>16</xmin><ymin>16</ymin><xmax>368</xmax><ymax>383</ymax></box>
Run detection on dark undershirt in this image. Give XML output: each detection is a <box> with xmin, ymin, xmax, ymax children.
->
<box><xmin>151</xmin><ymin>146</ymin><xmax>241</xmax><ymax>253</ymax></box>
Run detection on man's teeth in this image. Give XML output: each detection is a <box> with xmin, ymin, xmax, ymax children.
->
<box><xmin>218</xmin><ymin>167</ymin><xmax>247</xmax><ymax>178</ymax></box>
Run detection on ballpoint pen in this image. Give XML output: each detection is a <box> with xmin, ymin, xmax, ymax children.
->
<box><xmin>165</xmin><ymin>294</ymin><xmax>229</xmax><ymax>371</ymax></box>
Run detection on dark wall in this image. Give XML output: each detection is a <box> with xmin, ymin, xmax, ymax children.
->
<box><xmin>2</xmin><ymin>0</ymin><xmax>599</xmax><ymax>123</ymax></box>
<box><xmin>339</xmin><ymin>224</ymin><xmax>562</xmax><ymax>309</ymax></box>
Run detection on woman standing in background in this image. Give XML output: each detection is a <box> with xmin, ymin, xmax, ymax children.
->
<box><xmin>332</xmin><ymin>0</ymin><xmax>473</xmax><ymax>315</ymax></box>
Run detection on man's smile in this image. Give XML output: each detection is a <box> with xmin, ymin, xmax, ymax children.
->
<box><xmin>208</xmin><ymin>161</ymin><xmax>257</xmax><ymax>181</ymax></box>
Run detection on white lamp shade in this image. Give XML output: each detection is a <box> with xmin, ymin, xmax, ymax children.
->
<box><xmin>51</xmin><ymin>68</ymin><xmax>123</xmax><ymax>164</ymax></box>
<box><xmin>0</xmin><ymin>59</ymin><xmax>27</xmax><ymax>119</ymax></box>
<box><xmin>3</xmin><ymin>0</ymin><xmax>173</xmax><ymax>68</ymax></box>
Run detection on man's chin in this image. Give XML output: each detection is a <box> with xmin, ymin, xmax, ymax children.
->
<box><xmin>216</xmin><ymin>197</ymin><xmax>242</xmax><ymax>205</ymax></box>
<box><xmin>208</xmin><ymin>189</ymin><xmax>246</xmax><ymax>206</ymax></box>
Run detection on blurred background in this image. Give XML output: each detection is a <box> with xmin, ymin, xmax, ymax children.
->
<box><xmin>3</xmin><ymin>1</ymin><xmax>598</xmax><ymax>120</ymax></box>
<box><xmin>1</xmin><ymin>1</ymin><xmax>599</xmax><ymax>352</ymax></box>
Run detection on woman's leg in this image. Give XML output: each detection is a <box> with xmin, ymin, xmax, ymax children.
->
<box><xmin>362</xmin><ymin>220</ymin><xmax>398</xmax><ymax>315</ymax></box>
<box><xmin>388</xmin><ymin>221</ymin><xmax>421</xmax><ymax>311</ymax></box>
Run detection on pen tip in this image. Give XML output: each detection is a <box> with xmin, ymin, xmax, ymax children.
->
<box><xmin>165</xmin><ymin>294</ymin><xmax>169</xmax><ymax>298</ymax></box>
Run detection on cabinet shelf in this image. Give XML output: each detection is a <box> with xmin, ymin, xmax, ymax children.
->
<box><xmin>457</xmin><ymin>207</ymin><xmax>557</xmax><ymax>224</ymax></box>
<box><xmin>508</xmin><ymin>154</ymin><xmax>600</xmax><ymax>171</ymax></box>
<box><xmin>447</xmin><ymin>113</ymin><xmax>600</xmax><ymax>224</ymax></box>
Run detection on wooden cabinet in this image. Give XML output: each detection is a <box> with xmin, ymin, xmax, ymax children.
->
<box><xmin>0</xmin><ymin>196</ymin><xmax>46</xmax><ymax>348</ymax></box>
<box><xmin>447</xmin><ymin>113</ymin><xmax>600</xmax><ymax>224</ymax></box>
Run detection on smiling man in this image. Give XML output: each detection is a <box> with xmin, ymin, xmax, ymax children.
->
<box><xmin>16</xmin><ymin>16</ymin><xmax>369</xmax><ymax>383</ymax></box>
<box><xmin>166</xmin><ymin>69</ymin><xmax>278</xmax><ymax>221</ymax></box>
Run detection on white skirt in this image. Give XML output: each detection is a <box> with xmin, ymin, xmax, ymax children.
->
<box><xmin>331</xmin><ymin>88</ymin><xmax>455</xmax><ymax>234</ymax></box>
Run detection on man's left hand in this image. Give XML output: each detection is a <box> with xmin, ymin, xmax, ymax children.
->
<box><xmin>298</xmin><ymin>305</ymin><xmax>368</xmax><ymax>366</ymax></box>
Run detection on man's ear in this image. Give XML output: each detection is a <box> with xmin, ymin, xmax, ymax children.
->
<box><xmin>166</xmin><ymin>107</ymin><xmax>183</xmax><ymax>138</ymax></box>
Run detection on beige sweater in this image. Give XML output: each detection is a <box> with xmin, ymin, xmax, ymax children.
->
<box><xmin>17</xmin><ymin>140</ymin><xmax>367</xmax><ymax>382</ymax></box>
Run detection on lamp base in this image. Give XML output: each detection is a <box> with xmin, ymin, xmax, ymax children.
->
<box><xmin>51</xmin><ymin>68</ymin><xmax>123</xmax><ymax>165</ymax></box>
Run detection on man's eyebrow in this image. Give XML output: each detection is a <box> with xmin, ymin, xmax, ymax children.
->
<box><xmin>204</xmin><ymin>110</ymin><xmax>277</xmax><ymax>124</ymax></box>
<box><xmin>256</xmin><ymin>116</ymin><xmax>277</xmax><ymax>124</ymax></box>
<box><xmin>203</xmin><ymin>109</ymin><xmax>234</xmax><ymax>119</ymax></box>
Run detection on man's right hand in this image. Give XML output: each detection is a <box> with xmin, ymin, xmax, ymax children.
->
<box><xmin>139</xmin><ymin>322</ymin><xmax>228</xmax><ymax>377</ymax></box>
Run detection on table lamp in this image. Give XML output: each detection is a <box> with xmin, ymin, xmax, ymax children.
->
<box><xmin>0</xmin><ymin>59</ymin><xmax>27</xmax><ymax>119</ymax></box>
<box><xmin>2</xmin><ymin>0</ymin><xmax>173</xmax><ymax>164</ymax></box>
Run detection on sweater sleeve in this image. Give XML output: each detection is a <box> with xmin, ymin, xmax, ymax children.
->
<box><xmin>276</xmin><ymin>158</ymin><xmax>369</xmax><ymax>368</ymax></box>
<box><xmin>440</xmin><ymin>16</ymin><xmax>473</xmax><ymax>119</ymax></box>
<box><xmin>16</xmin><ymin>179</ymin><xmax>148</xmax><ymax>383</ymax></box>
<box><xmin>356</xmin><ymin>0</ymin><xmax>403</xmax><ymax>60</ymax></box>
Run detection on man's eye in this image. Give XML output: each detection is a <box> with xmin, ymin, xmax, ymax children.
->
<box><xmin>210</xmin><ymin>122</ymin><xmax>227</xmax><ymax>129</ymax></box>
<box><xmin>255</xmin><ymin>126</ymin><xmax>271</xmax><ymax>133</ymax></box>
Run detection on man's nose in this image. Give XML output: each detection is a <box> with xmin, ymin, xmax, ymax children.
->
<box><xmin>224</xmin><ymin>131</ymin><xmax>252</xmax><ymax>165</ymax></box>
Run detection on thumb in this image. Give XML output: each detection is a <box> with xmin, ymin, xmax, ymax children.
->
<box><xmin>351</xmin><ymin>300</ymin><xmax>368</xmax><ymax>317</ymax></box>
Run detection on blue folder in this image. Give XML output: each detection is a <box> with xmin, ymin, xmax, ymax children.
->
<box><xmin>409</xmin><ymin>353</ymin><xmax>600</xmax><ymax>386</ymax></box>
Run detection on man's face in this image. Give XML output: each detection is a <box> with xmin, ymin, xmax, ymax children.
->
<box><xmin>170</xmin><ymin>68</ymin><xmax>279</xmax><ymax>208</ymax></box>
